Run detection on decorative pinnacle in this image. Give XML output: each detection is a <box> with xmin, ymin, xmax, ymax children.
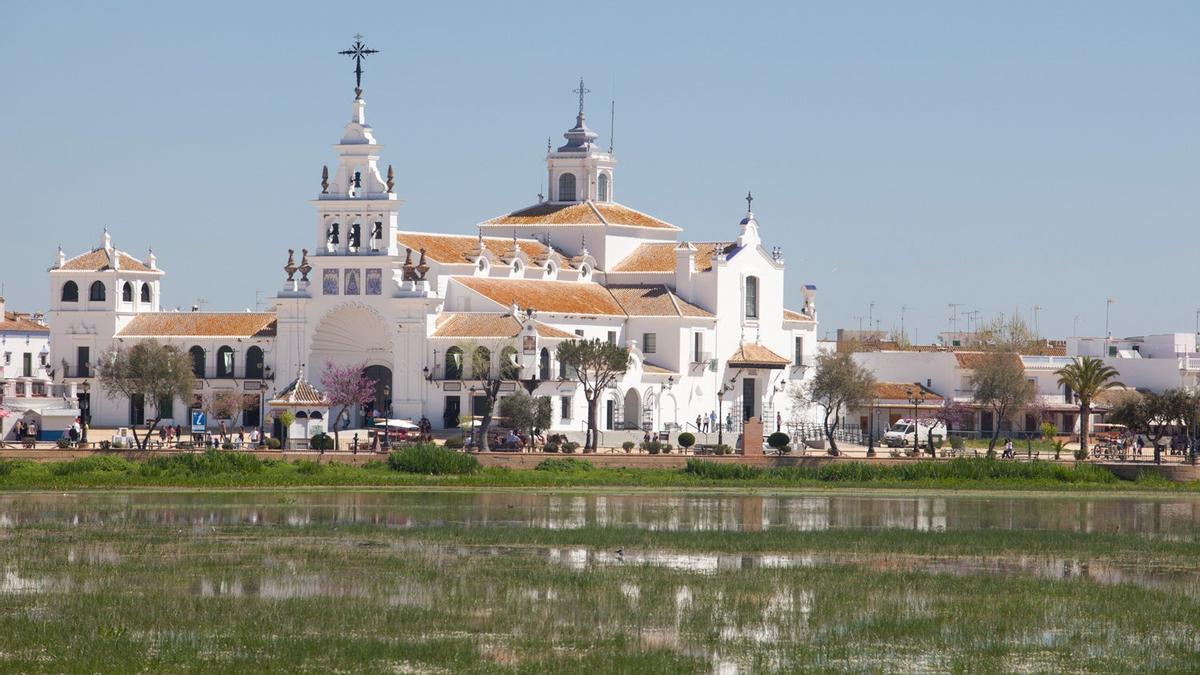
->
<box><xmin>338</xmin><ymin>34</ymin><xmax>378</xmax><ymax>98</ymax></box>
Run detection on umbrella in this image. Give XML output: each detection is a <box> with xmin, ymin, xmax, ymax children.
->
<box><xmin>372</xmin><ymin>417</ymin><xmax>420</xmax><ymax>427</ymax></box>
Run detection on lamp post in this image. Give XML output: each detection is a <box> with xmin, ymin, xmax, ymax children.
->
<box><xmin>906</xmin><ymin>387</ymin><xmax>927</xmax><ymax>456</ymax></box>
<box><xmin>717</xmin><ymin>380</ymin><xmax>734</xmax><ymax>448</ymax></box>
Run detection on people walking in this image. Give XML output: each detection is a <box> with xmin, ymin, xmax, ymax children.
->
<box><xmin>725</xmin><ymin>413</ymin><xmax>733</xmax><ymax>432</ymax></box>
<box><xmin>709</xmin><ymin>410</ymin><xmax>717</xmax><ymax>433</ymax></box>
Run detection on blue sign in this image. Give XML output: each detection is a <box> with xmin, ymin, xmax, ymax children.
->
<box><xmin>190</xmin><ymin>410</ymin><xmax>207</xmax><ymax>435</ymax></box>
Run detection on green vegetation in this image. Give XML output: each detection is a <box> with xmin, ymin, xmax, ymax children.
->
<box><xmin>1</xmin><ymin>490</ymin><xmax>1199</xmax><ymax>672</ymax></box>
<box><xmin>0</xmin><ymin>448</ymin><xmax>1196</xmax><ymax>490</ymax></box>
<box><xmin>386</xmin><ymin>445</ymin><xmax>480</xmax><ymax>475</ymax></box>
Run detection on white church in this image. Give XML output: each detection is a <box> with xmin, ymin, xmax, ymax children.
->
<box><xmin>45</xmin><ymin>54</ymin><xmax>820</xmax><ymax>444</ymax></box>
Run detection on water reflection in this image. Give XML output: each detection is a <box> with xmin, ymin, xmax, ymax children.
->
<box><xmin>2</xmin><ymin>491</ymin><xmax>1200</xmax><ymax>538</ymax></box>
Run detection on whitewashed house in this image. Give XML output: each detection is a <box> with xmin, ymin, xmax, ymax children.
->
<box><xmin>0</xmin><ymin>297</ymin><xmax>78</xmax><ymax>441</ymax></box>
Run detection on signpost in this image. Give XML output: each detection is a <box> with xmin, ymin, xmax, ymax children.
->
<box><xmin>190</xmin><ymin>410</ymin><xmax>207</xmax><ymax>436</ymax></box>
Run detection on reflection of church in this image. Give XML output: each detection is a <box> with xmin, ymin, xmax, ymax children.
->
<box><xmin>47</xmin><ymin>42</ymin><xmax>822</xmax><ymax>439</ymax></box>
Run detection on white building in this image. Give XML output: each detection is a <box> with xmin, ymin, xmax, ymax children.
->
<box><xmin>0</xmin><ymin>297</ymin><xmax>79</xmax><ymax>441</ymax></box>
<box><xmin>47</xmin><ymin>75</ymin><xmax>822</xmax><ymax>442</ymax></box>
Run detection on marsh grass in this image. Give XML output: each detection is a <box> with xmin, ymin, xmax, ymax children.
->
<box><xmin>2</xmin><ymin>494</ymin><xmax>1200</xmax><ymax>672</ymax></box>
<box><xmin>0</xmin><ymin>451</ymin><xmax>1196</xmax><ymax>491</ymax></box>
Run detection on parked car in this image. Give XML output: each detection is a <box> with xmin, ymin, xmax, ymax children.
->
<box><xmin>883</xmin><ymin>418</ymin><xmax>947</xmax><ymax>448</ymax></box>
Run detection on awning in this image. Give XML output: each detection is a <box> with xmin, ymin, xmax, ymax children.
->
<box><xmin>726</xmin><ymin>342</ymin><xmax>791</xmax><ymax>369</ymax></box>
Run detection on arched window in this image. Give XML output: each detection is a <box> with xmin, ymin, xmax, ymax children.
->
<box><xmin>245</xmin><ymin>346</ymin><xmax>264</xmax><ymax>379</ymax></box>
<box><xmin>744</xmin><ymin>276</ymin><xmax>759</xmax><ymax>319</ymax></box>
<box><xmin>499</xmin><ymin>346</ymin><xmax>520</xmax><ymax>380</ymax></box>
<box><xmin>558</xmin><ymin>173</ymin><xmax>576</xmax><ymax>202</ymax></box>
<box><xmin>310</xmin><ymin>411</ymin><xmax>323</xmax><ymax>420</ymax></box>
<box><xmin>216</xmin><ymin>346</ymin><xmax>234</xmax><ymax>378</ymax></box>
<box><xmin>140</xmin><ymin>283</ymin><xmax>151</xmax><ymax>303</ymax></box>
<box><xmin>88</xmin><ymin>281</ymin><xmax>106</xmax><ymax>302</ymax></box>
<box><xmin>445</xmin><ymin>346</ymin><xmax>463</xmax><ymax>380</ymax></box>
<box><xmin>472</xmin><ymin>346</ymin><xmax>491</xmax><ymax>379</ymax></box>
<box><xmin>121</xmin><ymin>282</ymin><xmax>133</xmax><ymax>302</ymax></box>
<box><xmin>539</xmin><ymin>348</ymin><xmax>551</xmax><ymax>380</ymax></box>
<box><xmin>597</xmin><ymin>173</ymin><xmax>610</xmax><ymax>202</ymax></box>
<box><xmin>189</xmin><ymin>346</ymin><xmax>205</xmax><ymax>379</ymax></box>
<box><xmin>61</xmin><ymin>281</ymin><xmax>79</xmax><ymax>303</ymax></box>
<box><xmin>295</xmin><ymin>410</ymin><xmax>308</xmax><ymax>419</ymax></box>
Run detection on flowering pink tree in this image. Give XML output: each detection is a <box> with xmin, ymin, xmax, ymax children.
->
<box><xmin>930</xmin><ymin>398</ymin><xmax>972</xmax><ymax>456</ymax></box>
<box><xmin>320</xmin><ymin>362</ymin><xmax>378</xmax><ymax>453</ymax></box>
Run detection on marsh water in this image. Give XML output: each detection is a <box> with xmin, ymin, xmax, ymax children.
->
<box><xmin>3</xmin><ymin>490</ymin><xmax>1200</xmax><ymax>671</ymax></box>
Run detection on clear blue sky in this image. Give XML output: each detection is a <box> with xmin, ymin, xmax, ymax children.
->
<box><xmin>2</xmin><ymin>1</ymin><xmax>1197</xmax><ymax>341</ymax></box>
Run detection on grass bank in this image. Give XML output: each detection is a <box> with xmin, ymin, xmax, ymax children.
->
<box><xmin>0</xmin><ymin>447</ymin><xmax>1196</xmax><ymax>491</ymax></box>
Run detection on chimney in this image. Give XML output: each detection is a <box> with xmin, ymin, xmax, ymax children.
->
<box><xmin>0</xmin><ymin>296</ymin><xmax>6</xmax><ymax>318</ymax></box>
<box><xmin>674</xmin><ymin>241</ymin><xmax>697</xmax><ymax>299</ymax></box>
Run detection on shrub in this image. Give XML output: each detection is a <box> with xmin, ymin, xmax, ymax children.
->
<box><xmin>767</xmin><ymin>432</ymin><xmax>789</xmax><ymax>449</ymax></box>
<box><xmin>387</xmin><ymin>444</ymin><xmax>479</xmax><ymax>475</ymax></box>
<box><xmin>294</xmin><ymin>459</ymin><xmax>323</xmax><ymax>475</ymax></box>
<box><xmin>310</xmin><ymin>433</ymin><xmax>334</xmax><ymax>451</ymax></box>
<box><xmin>139</xmin><ymin>450</ymin><xmax>265</xmax><ymax>477</ymax></box>
<box><xmin>685</xmin><ymin>459</ymin><xmax>761</xmax><ymax>480</ymax></box>
<box><xmin>543</xmin><ymin>441</ymin><xmax>560</xmax><ymax>453</ymax></box>
<box><xmin>266</xmin><ymin>438</ymin><xmax>281</xmax><ymax>450</ymax></box>
<box><xmin>536</xmin><ymin>458</ymin><xmax>594</xmax><ymax>472</ymax></box>
<box><xmin>562</xmin><ymin>442</ymin><xmax>579</xmax><ymax>454</ymax></box>
<box><xmin>677</xmin><ymin>432</ymin><xmax>696</xmax><ymax>449</ymax></box>
<box><xmin>443</xmin><ymin>437</ymin><xmax>464</xmax><ymax>450</ymax></box>
<box><xmin>622</xmin><ymin>441</ymin><xmax>635</xmax><ymax>453</ymax></box>
<box><xmin>1052</xmin><ymin>440</ymin><xmax>1067</xmax><ymax>460</ymax></box>
<box><xmin>55</xmin><ymin>438</ymin><xmax>71</xmax><ymax>449</ymax></box>
<box><xmin>642</xmin><ymin>440</ymin><xmax>662</xmax><ymax>455</ymax></box>
<box><xmin>950</xmin><ymin>436</ymin><xmax>965</xmax><ymax>450</ymax></box>
<box><xmin>221</xmin><ymin>442</ymin><xmax>235</xmax><ymax>451</ymax></box>
<box><xmin>50</xmin><ymin>455</ymin><xmax>136</xmax><ymax>476</ymax></box>
<box><xmin>1074</xmin><ymin>448</ymin><xmax>1088</xmax><ymax>461</ymax></box>
<box><xmin>715</xmin><ymin>444</ymin><xmax>733</xmax><ymax>456</ymax></box>
<box><xmin>1040</xmin><ymin>422</ymin><xmax>1058</xmax><ymax>442</ymax></box>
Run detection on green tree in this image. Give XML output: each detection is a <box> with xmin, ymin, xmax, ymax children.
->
<box><xmin>96</xmin><ymin>340</ymin><xmax>195</xmax><ymax>450</ymax></box>
<box><xmin>793</xmin><ymin>351</ymin><xmax>875</xmax><ymax>455</ymax></box>
<box><xmin>498</xmin><ymin>390</ymin><xmax>552</xmax><ymax>443</ymax></box>
<box><xmin>464</xmin><ymin>341</ymin><xmax>515</xmax><ymax>453</ymax></box>
<box><xmin>556</xmin><ymin>339</ymin><xmax>630</xmax><ymax>452</ymax></box>
<box><xmin>1055</xmin><ymin>356</ymin><xmax>1123</xmax><ymax>454</ymax></box>
<box><xmin>971</xmin><ymin>351</ymin><xmax>1034</xmax><ymax>452</ymax></box>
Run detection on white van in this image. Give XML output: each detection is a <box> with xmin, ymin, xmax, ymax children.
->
<box><xmin>883</xmin><ymin>418</ymin><xmax>947</xmax><ymax>448</ymax></box>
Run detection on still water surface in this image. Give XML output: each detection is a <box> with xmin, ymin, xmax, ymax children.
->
<box><xmin>2</xmin><ymin>490</ymin><xmax>1199</xmax><ymax>537</ymax></box>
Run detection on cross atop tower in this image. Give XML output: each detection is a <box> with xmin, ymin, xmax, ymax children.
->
<box><xmin>573</xmin><ymin>78</ymin><xmax>590</xmax><ymax>116</ymax></box>
<box><xmin>338</xmin><ymin>34</ymin><xmax>379</xmax><ymax>98</ymax></box>
<box><xmin>745</xmin><ymin>191</ymin><xmax>754</xmax><ymax>212</ymax></box>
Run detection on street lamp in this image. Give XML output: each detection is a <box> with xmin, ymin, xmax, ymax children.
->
<box><xmin>717</xmin><ymin>380</ymin><xmax>735</xmax><ymax>447</ymax></box>
<box><xmin>906</xmin><ymin>386</ymin><xmax>927</xmax><ymax>456</ymax></box>
<box><xmin>866</xmin><ymin>396</ymin><xmax>877</xmax><ymax>457</ymax></box>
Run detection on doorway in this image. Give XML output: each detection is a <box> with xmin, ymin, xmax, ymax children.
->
<box><xmin>129</xmin><ymin>393</ymin><xmax>145</xmax><ymax>426</ymax></box>
<box><xmin>606</xmin><ymin>400</ymin><xmax>615</xmax><ymax>430</ymax></box>
<box><xmin>443</xmin><ymin>396</ymin><xmax>461</xmax><ymax>430</ymax></box>
<box><xmin>742</xmin><ymin>378</ymin><xmax>756</xmax><ymax>421</ymax></box>
<box><xmin>362</xmin><ymin>365</ymin><xmax>393</xmax><ymax>421</ymax></box>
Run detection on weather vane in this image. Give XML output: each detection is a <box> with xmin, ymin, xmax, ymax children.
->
<box><xmin>338</xmin><ymin>34</ymin><xmax>379</xmax><ymax>98</ymax></box>
<box><xmin>573</xmin><ymin>78</ymin><xmax>590</xmax><ymax>116</ymax></box>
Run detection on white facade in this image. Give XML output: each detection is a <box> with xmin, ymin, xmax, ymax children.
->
<box><xmin>45</xmin><ymin>81</ymin><xmax>823</xmax><ymax>441</ymax></box>
<box><xmin>0</xmin><ymin>297</ymin><xmax>79</xmax><ymax>441</ymax></box>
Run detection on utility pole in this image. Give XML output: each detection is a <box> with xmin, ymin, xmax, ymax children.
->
<box><xmin>1032</xmin><ymin>305</ymin><xmax>1042</xmax><ymax>336</ymax></box>
<box><xmin>853</xmin><ymin>315</ymin><xmax>865</xmax><ymax>333</ymax></box>
<box><xmin>1105</xmin><ymin>298</ymin><xmax>1115</xmax><ymax>339</ymax></box>
<box><xmin>868</xmin><ymin>302</ymin><xmax>875</xmax><ymax>332</ymax></box>
<box><xmin>948</xmin><ymin>303</ymin><xmax>962</xmax><ymax>334</ymax></box>
<box><xmin>900</xmin><ymin>306</ymin><xmax>912</xmax><ymax>343</ymax></box>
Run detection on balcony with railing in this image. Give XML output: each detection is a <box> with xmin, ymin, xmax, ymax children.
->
<box><xmin>1020</xmin><ymin>355</ymin><xmax>1075</xmax><ymax>368</ymax></box>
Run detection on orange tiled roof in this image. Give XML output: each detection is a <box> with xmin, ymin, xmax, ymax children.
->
<box><xmin>873</xmin><ymin>382</ymin><xmax>944</xmax><ymax>401</ymax></box>
<box><xmin>0</xmin><ymin>311</ymin><xmax>49</xmax><ymax>333</ymax></box>
<box><xmin>954</xmin><ymin>351</ymin><xmax>1023</xmax><ymax>369</ymax></box>
<box><xmin>783</xmin><ymin>308</ymin><xmax>811</xmax><ymax>322</ymax></box>
<box><xmin>482</xmin><ymin>201</ymin><xmax>680</xmax><ymax>231</ymax></box>
<box><xmin>727</xmin><ymin>342</ymin><xmax>791</xmax><ymax>368</ymax></box>
<box><xmin>431</xmin><ymin>313</ymin><xmax>575</xmax><ymax>339</ymax></box>
<box><xmin>395</xmin><ymin>232</ymin><xmax>554</xmax><ymax>265</ymax></box>
<box><xmin>269</xmin><ymin>374</ymin><xmax>328</xmax><ymax>406</ymax></box>
<box><xmin>609</xmin><ymin>241</ymin><xmax>736</xmax><ymax>273</ymax></box>
<box><xmin>117</xmin><ymin>312</ymin><xmax>277</xmax><ymax>338</ymax></box>
<box><xmin>642</xmin><ymin>361</ymin><xmax>676</xmax><ymax>375</ymax></box>
<box><xmin>454</xmin><ymin>277</ymin><xmax>626</xmax><ymax>316</ymax></box>
<box><xmin>607</xmin><ymin>285</ymin><xmax>713</xmax><ymax>318</ymax></box>
<box><xmin>60</xmin><ymin>248</ymin><xmax>151</xmax><ymax>272</ymax></box>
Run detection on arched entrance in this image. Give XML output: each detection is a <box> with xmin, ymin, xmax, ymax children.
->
<box><xmin>308</xmin><ymin>303</ymin><xmax>394</xmax><ymax>427</ymax></box>
<box><xmin>623</xmin><ymin>388</ymin><xmax>641</xmax><ymax>430</ymax></box>
<box><xmin>362</xmin><ymin>365</ymin><xmax>393</xmax><ymax>424</ymax></box>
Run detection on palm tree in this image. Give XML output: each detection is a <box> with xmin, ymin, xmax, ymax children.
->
<box><xmin>1055</xmin><ymin>356</ymin><xmax>1123</xmax><ymax>455</ymax></box>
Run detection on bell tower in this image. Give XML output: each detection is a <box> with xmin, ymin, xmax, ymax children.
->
<box><xmin>546</xmin><ymin>79</ymin><xmax>616</xmax><ymax>204</ymax></box>
<box><xmin>311</xmin><ymin>35</ymin><xmax>401</xmax><ymax>257</ymax></box>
